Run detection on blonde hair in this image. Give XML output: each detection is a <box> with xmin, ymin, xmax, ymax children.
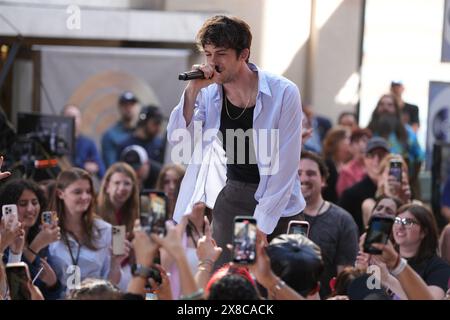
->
<box><xmin>375</xmin><ymin>154</ymin><xmax>409</xmax><ymax>199</ymax></box>
<box><xmin>97</xmin><ymin>162</ymin><xmax>139</xmax><ymax>234</ymax></box>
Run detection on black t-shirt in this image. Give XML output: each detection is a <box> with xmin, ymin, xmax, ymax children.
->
<box><xmin>408</xmin><ymin>254</ymin><xmax>450</xmax><ymax>293</ymax></box>
<box><xmin>338</xmin><ymin>175</ymin><xmax>377</xmax><ymax>234</ymax></box>
<box><xmin>402</xmin><ymin>103</ymin><xmax>419</xmax><ymax>125</ymax></box>
<box><xmin>219</xmin><ymin>94</ymin><xmax>260</xmax><ymax>184</ymax></box>
<box><xmin>303</xmin><ymin>203</ymin><xmax>359</xmax><ymax>298</ymax></box>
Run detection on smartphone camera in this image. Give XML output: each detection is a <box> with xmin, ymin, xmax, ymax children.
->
<box><xmin>41</xmin><ymin>211</ymin><xmax>56</xmax><ymax>225</ymax></box>
<box><xmin>363</xmin><ymin>216</ymin><xmax>395</xmax><ymax>255</ymax></box>
<box><xmin>287</xmin><ymin>220</ymin><xmax>310</xmax><ymax>237</ymax></box>
<box><xmin>140</xmin><ymin>190</ymin><xmax>168</xmax><ymax>237</ymax></box>
<box><xmin>5</xmin><ymin>262</ymin><xmax>32</xmax><ymax>300</ymax></box>
<box><xmin>232</xmin><ymin>216</ymin><xmax>257</xmax><ymax>264</ymax></box>
<box><xmin>389</xmin><ymin>159</ymin><xmax>402</xmax><ymax>183</ymax></box>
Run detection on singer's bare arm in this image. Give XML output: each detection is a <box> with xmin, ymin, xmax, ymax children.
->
<box><xmin>182</xmin><ymin>64</ymin><xmax>217</xmax><ymax>126</ymax></box>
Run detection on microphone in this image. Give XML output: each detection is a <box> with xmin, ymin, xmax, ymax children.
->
<box><xmin>178</xmin><ymin>66</ymin><xmax>220</xmax><ymax>81</ymax></box>
<box><xmin>178</xmin><ymin>69</ymin><xmax>205</xmax><ymax>81</ymax></box>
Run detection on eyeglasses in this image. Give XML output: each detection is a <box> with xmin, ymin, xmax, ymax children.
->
<box><xmin>394</xmin><ymin>217</ymin><xmax>419</xmax><ymax>228</ymax></box>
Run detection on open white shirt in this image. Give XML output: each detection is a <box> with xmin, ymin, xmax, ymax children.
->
<box><xmin>167</xmin><ymin>63</ymin><xmax>305</xmax><ymax>234</ymax></box>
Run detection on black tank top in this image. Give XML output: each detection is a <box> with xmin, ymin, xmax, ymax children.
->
<box><xmin>219</xmin><ymin>90</ymin><xmax>260</xmax><ymax>184</ymax></box>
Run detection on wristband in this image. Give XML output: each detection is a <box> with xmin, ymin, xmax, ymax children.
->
<box><xmin>27</xmin><ymin>246</ymin><xmax>39</xmax><ymax>256</ymax></box>
<box><xmin>390</xmin><ymin>257</ymin><xmax>407</xmax><ymax>276</ymax></box>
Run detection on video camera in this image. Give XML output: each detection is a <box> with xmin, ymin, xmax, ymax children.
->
<box><xmin>6</xmin><ymin>112</ymin><xmax>75</xmax><ymax>180</ymax></box>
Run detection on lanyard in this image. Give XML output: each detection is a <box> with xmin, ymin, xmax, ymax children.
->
<box><xmin>63</xmin><ymin>233</ymin><xmax>81</xmax><ymax>266</ymax></box>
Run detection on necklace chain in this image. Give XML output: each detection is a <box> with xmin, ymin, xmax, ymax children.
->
<box><xmin>224</xmin><ymin>80</ymin><xmax>257</xmax><ymax>121</ymax></box>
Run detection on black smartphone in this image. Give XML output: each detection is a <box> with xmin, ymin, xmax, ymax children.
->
<box><xmin>363</xmin><ymin>216</ymin><xmax>395</xmax><ymax>255</ymax></box>
<box><xmin>139</xmin><ymin>190</ymin><xmax>168</xmax><ymax>237</ymax></box>
<box><xmin>5</xmin><ymin>262</ymin><xmax>32</xmax><ymax>300</ymax></box>
<box><xmin>287</xmin><ymin>220</ymin><xmax>310</xmax><ymax>237</ymax></box>
<box><xmin>232</xmin><ymin>216</ymin><xmax>257</xmax><ymax>264</ymax></box>
<box><xmin>389</xmin><ymin>159</ymin><xmax>402</xmax><ymax>183</ymax></box>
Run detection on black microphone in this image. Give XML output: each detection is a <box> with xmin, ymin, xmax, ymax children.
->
<box><xmin>178</xmin><ymin>69</ymin><xmax>205</xmax><ymax>81</ymax></box>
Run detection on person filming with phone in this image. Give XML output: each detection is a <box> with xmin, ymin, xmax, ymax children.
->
<box><xmin>47</xmin><ymin>168</ymin><xmax>129</xmax><ymax>297</ymax></box>
<box><xmin>167</xmin><ymin>15</ymin><xmax>306</xmax><ymax>268</ymax></box>
<box><xmin>0</xmin><ymin>179</ymin><xmax>62</xmax><ymax>299</ymax></box>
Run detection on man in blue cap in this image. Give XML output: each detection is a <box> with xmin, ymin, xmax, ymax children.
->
<box><xmin>101</xmin><ymin>91</ymin><xmax>140</xmax><ymax>168</ymax></box>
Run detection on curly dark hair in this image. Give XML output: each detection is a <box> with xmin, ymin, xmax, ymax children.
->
<box><xmin>196</xmin><ymin>15</ymin><xmax>252</xmax><ymax>62</ymax></box>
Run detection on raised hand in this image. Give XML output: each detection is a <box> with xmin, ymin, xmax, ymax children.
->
<box><xmin>196</xmin><ymin>216</ymin><xmax>222</xmax><ymax>265</ymax></box>
<box><xmin>148</xmin><ymin>264</ymin><xmax>173</xmax><ymax>300</ymax></box>
<box><xmin>0</xmin><ymin>156</ymin><xmax>11</xmax><ymax>181</ymax></box>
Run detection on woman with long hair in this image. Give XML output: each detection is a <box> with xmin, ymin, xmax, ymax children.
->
<box><xmin>47</xmin><ymin>168</ymin><xmax>128</xmax><ymax>296</ymax></box>
<box><xmin>321</xmin><ymin>126</ymin><xmax>352</xmax><ymax>203</ymax></box>
<box><xmin>0</xmin><ymin>179</ymin><xmax>62</xmax><ymax>299</ymax></box>
<box><xmin>97</xmin><ymin>162</ymin><xmax>139</xmax><ymax>234</ymax></box>
<box><xmin>155</xmin><ymin>164</ymin><xmax>185</xmax><ymax>220</ymax></box>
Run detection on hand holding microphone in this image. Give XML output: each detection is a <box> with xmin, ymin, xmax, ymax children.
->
<box><xmin>178</xmin><ymin>64</ymin><xmax>220</xmax><ymax>81</ymax></box>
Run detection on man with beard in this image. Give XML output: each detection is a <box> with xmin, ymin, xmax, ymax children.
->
<box><xmin>299</xmin><ymin>151</ymin><xmax>358</xmax><ymax>298</ymax></box>
<box><xmin>367</xmin><ymin>94</ymin><xmax>424</xmax><ymax>196</ymax></box>
<box><xmin>101</xmin><ymin>91</ymin><xmax>140</xmax><ymax>168</ymax></box>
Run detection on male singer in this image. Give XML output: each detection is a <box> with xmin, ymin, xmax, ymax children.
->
<box><xmin>167</xmin><ymin>15</ymin><xmax>305</xmax><ymax>266</ymax></box>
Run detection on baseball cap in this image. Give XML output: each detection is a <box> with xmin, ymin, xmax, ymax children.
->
<box><xmin>267</xmin><ymin>234</ymin><xmax>324</xmax><ymax>297</ymax></box>
<box><xmin>390</xmin><ymin>80</ymin><xmax>403</xmax><ymax>87</ymax></box>
<box><xmin>138</xmin><ymin>105</ymin><xmax>163</xmax><ymax>125</ymax></box>
<box><xmin>120</xmin><ymin>145</ymin><xmax>148</xmax><ymax>169</ymax></box>
<box><xmin>119</xmin><ymin>91</ymin><xmax>138</xmax><ymax>105</ymax></box>
<box><xmin>365</xmin><ymin>137</ymin><xmax>389</xmax><ymax>154</ymax></box>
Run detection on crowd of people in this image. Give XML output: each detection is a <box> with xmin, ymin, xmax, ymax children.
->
<box><xmin>1</xmin><ymin>14</ymin><xmax>450</xmax><ymax>301</ymax></box>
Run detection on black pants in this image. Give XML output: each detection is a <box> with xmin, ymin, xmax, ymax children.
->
<box><xmin>212</xmin><ymin>179</ymin><xmax>303</xmax><ymax>269</ymax></box>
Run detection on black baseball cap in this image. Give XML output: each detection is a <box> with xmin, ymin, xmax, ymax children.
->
<box><xmin>138</xmin><ymin>105</ymin><xmax>163</xmax><ymax>125</ymax></box>
<box><xmin>390</xmin><ymin>80</ymin><xmax>403</xmax><ymax>87</ymax></box>
<box><xmin>119</xmin><ymin>91</ymin><xmax>138</xmax><ymax>105</ymax></box>
<box><xmin>120</xmin><ymin>145</ymin><xmax>148</xmax><ymax>169</ymax></box>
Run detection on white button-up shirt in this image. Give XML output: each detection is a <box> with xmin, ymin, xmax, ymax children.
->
<box><xmin>167</xmin><ymin>64</ymin><xmax>305</xmax><ymax>234</ymax></box>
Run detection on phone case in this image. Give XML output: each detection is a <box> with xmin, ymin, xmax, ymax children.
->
<box><xmin>41</xmin><ymin>211</ymin><xmax>56</xmax><ymax>225</ymax></box>
<box><xmin>287</xmin><ymin>221</ymin><xmax>310</xmax><ymax>237</ymax></box>
<box><xmin>5</xmin><ymin>262</ymin><xmax>32</xmax><ymax>300</ymax></box>
<box><xmin>2</xmin><ymin>204</ymin><xmax>18</xmax><ymax>228</ymax></box>
<box><xmin>112</xmin><ymin>225</ymin><xmax>126</xmax><ymax>256</ymax></box>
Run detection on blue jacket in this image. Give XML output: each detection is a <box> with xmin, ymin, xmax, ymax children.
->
<box><xmin>74</xmin><ymin>135</ymin><xmax>106</xmax><ymax>178</ymax></box>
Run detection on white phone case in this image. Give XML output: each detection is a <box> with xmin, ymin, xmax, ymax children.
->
<box><xmin>112</xmin><ymin>225</ymin><xmax>126</xmax><ymax>256</ymax></box>
<box><xmin>2</xmin><ymin>204</ymin><xmax>18</xmax><ymax>228</ymax></box>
